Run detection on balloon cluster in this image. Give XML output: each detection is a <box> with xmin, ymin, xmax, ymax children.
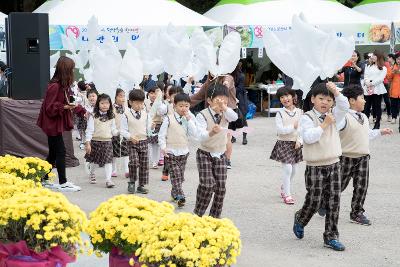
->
<box><xmin>263</xmin><ymin>14</ymin><xmax>355</xmax><ymax>98</ymax></box>
<box><xmin>51</xmin><ymin>16</ymin><xmax>241</xmax><ymax>100</ymax></box>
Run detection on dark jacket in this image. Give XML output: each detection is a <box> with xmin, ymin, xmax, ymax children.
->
<box><xmin>339</xmin><ymin>63</ymin><xmax>363</xmax><ymax>87</ymax></box>
<box><xmin>37</xmin><ymin>82</ymin><xmax>73</xmax><ymax>136</ymax></box>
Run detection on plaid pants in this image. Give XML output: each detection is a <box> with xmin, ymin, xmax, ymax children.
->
<box><xmin>296</xmin><ymin>162</ymin><xmax>341</xmax><ymax>241</ymax></box>
<box><xmin>165</xmin><ymin>153</ymin><xmax>189</xmax><ymax>198</ymax></box>
<box><xmin>194</xmin><ymin>149</ymin><xmax>227</xmax><ymax>218</ymax></box>
<box><xmin>128</xmin><ymin>139</ymin><xmax>149</xmax><ymax>185</ymax></box>
<box><xmin>340</xmin><ymin>155</ymin><xmax>370</xmax><ymax>218</ymax></box>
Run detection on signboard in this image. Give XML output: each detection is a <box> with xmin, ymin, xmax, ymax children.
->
<box><xmin>228</xmin><ymin>23</ymin><xmax>392</xmax><ymax>48</ymax></box>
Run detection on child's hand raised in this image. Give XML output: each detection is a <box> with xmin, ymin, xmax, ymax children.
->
<box><xmin>321</xmin><ymin>113</ymin><xmax>335</xmax><ymax>129</ymax></box>
<box><xmin>326</xmin><ymin>82</ymin><xmax>340</xmax><ymax>97</ymax></box>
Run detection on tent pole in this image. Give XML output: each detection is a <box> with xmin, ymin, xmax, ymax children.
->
<box><xmin>390</xmin><ymin>22</ymin><xmax>395</xmax><ymax>54</ymax></box>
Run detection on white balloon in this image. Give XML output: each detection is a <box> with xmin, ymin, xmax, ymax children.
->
<box><xmin>217</xmin><ymin>31</ymin><xmax>241</xmax><ymax>75</ymax></box>
<box><xmin>119</xmin><ymin>42</ymin><xmax>144</xmax><ymax>88</ymax></box>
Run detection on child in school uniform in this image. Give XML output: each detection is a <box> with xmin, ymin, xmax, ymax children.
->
<box><xmin>158</xmin><ymin>93</ymin><xmax>197</xmax><ymax>208</ymax></box>
<box><xmin>145</xmin><ymin>85</ymin><xmax>164</xmax><ymax>169</ymax></box>
<box><xmin>121</xmin><ymin>89</ymin><xmax>152</xmax><ymax>194</ymax></box>
<box><xmin>84</xmin><ymin>94</ymin><xmax>118</xmax><ymax>188</ymax></box>
<box><xmin>158</xmin><ymin>86</ymin><xmax>184</xmax><ymax>181</ymax></box>
<box><xmin>337</xmin><ymin>85</ymin><xmax>393</xmax><ymax>225</ymax></box>
<box><xmin>111</xmin><ymin>88</ymin><xmax>130</xmax><ymax>178</ymax></box>
<box><xmin>75</xmin><ymin>88</ymin><xmax>98</xmax><ymax>150</ymax></box>
<box><xmin>194</xmin><ymin>83</ymin><xmax>238</xmax><ymax>218</ymax></box>
<box><xmin>270</xmin><ymin>86</ymin><xmax>303</xmax><ymax>205</ymax></box>
<box><xmin>293</xmin><ymin>82</ymin><xmax>349</xmax><ymax>251</ymax></box>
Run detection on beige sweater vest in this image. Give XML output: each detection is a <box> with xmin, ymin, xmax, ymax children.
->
<box><xmin>114</xmin><ymin>110</ymin><xmax>124</xmax><ymax>131</ymax></box>
<box><xmin>277</xmin><ymin>108</ymin><xmax>302</xmax><ymax>142</ymax></box>
<box><xmin>145</xmin><ymin>99</ymin><xmax>163</xmax><ymax>124</ymax></box>
<box><xmin>199</xmin><ymin>109</ymin><xmax>228</xmax><ymax>153</ymax></box>
<box><xmin>166</xmin><ymin>114</ymin><xmax>189</xmax><ymax>150</ymax></box>
<box><xmin>340</xmin><ymin>113</ymin><xmax>370</xmax><ymax>158</ymax></box>
<box><xmin>126</xmin><ymin>109</ymin><xmax>148</xmax><ymax>141</ymax></box>
<box><xmin>303</xmin><ymin>111</ymin><xmax>342</xmax><ymax>166</ymax></box>
<box><xmin>92</xmin><ymin>118</ymin><xmax>114</xmax><ymax>141</ymax></box>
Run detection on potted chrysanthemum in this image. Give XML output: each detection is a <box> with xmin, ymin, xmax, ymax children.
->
<box><xmin>86</xmin><ymin>195</ymin><xmax>175</xmax><ymax>267</ymax></box>
<box><xmin>138</xmin><ymin>213</ymin><xmax>242</xmax><ymax>267</ymax></box>
<box><xmin>0</xmin><ymin>187</ymin><xmax>87</xmax><ymax>266</ymax></box>
<box><xmin>0</xmin><ymin>172</ymin><xmax>40</xmax><ymax>200</ymax></box>
<box><xmin>0</xmin><ymin>155</ymin><xmax>53</xmax><ymax>182</ymax></box>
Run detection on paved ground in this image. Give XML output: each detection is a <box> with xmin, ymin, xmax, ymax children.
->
<box><xmin>64</xmin><ymin>115</ymin><xmax>400</xmax><ymax>267</ymax></box>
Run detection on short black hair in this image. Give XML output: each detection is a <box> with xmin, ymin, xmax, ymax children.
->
<box><xmin>276</xmin><ymin>86</ymin><xmax>296</xmax><ymax>99</ymax></box>
<box><xmin>86</xmin><ymin>88</ymin><xmax>98</xmax><ymax>98</ymax></box>
<box><xmin>207</xmin><ymin>82</ymin><xmax>228</xmax><ymax>99</ymax></box>
<box><xmin>388</xmin><ymin>53</ymin><xmax>397</xmax><ymax>61</ymax></box>
<box><xmin>342</xmin><ymin>84</ymin><xmax>363</xmax><ymax>101</ymax></box>
<box><xmin>174</xmin><ymin>93</ymin><xmax>191</xmax><ymax>104</ymax></box>
<box><xmin>311</xmin><ymin>83</ymin><xmax>334</xmax><ymax>98</ymax></box>
<box><xmin>169</xmin><ymin>86</ymin><xmax>184</xmax><ymax>97</ymax></box>
<box><xmin>129</xmin><ymin>89</ymin><xmax>145</xmax><ymax>101</ymax></box>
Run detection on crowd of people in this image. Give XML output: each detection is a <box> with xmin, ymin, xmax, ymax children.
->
<box><xmin>37</xmin><ymin>49</ymin><xmax>396</xmax><ymax>252</ymax></box>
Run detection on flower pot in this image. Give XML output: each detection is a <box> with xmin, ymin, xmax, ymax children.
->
<box><xmin>0</xmin><ymin>241</ymin><xmax>75</xmax><ymax>267</ymax></box>
<box><xmin>109</xmin><ymin>248</ymin><xmax>141</xmax><ymax>267</ymax></box>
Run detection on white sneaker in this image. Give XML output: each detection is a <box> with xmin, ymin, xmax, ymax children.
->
<box><xmin>42</xmin><ymin>181</ymin><xmax>60</xmax><ymax>190</ymax></box>
<box><xmin>392</xmin><ymin>118</ymin><xmax>397</xmax><ymax>124</ymax></box>
<box><xmin>79</xmin><ymin>143</ymin><xmax>85</xmax><ymax>150</ymax></box>
<box><xmin>151</xmin><ymin>162</ymin><xmax>158</xmax><ymax>169</ymax></box>
<box><xmin>387</xmin><ymin>116</ymin><xmax>392</xmax><ymax>122</ymax></box>
<box><xmin>59</xmin><ymin>182</ymin><xmax>81</xmax><ymax>192</ymax></box>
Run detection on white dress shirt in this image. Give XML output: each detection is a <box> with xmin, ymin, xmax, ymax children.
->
<box><xmin>157</xmin><ymin>100</ymin><xmax>169</xmax><ymax>116</ymax></box>
<box><xmin>300</xmin><ymin>93</ymin><xmax>349</xmax><ymax>145</ymax></box>
<box><xmin>275</xmin><ymin>107</ymin><xmax>303</xmax><ymax>143</ymax></box>
<box><xmin>158</xmin><ymin>111</ymin><xmax>197</xmax><ymax>156</ymax></box>
<box><xmin>85</xmin><ymin>111</ymin><xmax>118</xmax><ymax>142</ymax></box>
<box><xmin>196</xmin><ymin>107</ymin><xmax>238</xmax><ymax>157</ymax></box>
<box><xmin>120</xmin><ymin>108</ymin><xmax>152</xmax><ymax>139</ymax></box>
<box><xmin>337</xmin><ymin>109</ymin><xmax>381</xmax><ymax>140</ymax></box>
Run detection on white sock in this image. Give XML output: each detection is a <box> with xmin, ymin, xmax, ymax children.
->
<box><xmin>90</xmin><ymin>163</ymin><xmax>96</xmax><ymax>176</ymax></box>
<box><xmin>123</xmin><ymin>156</ymin><xmax>129</xmax><ymax>173</ymax></box>
<box><xmin>282</xmin><ymin>163</ymin><xmax>292</xmax><ymax>197</ymax></box>
<box><xmin>112</xmin><ymin>158</ymin><xmax>117</xmax><ymax>173</ymax></box>
<box><xmin>104</xmin><ymin>163</ymin><xmax>112</xmax><ymax>182</ymax></box>
<box><xmin>151</xmin><ymin>144</ymin><xmax>160</xmax><ymax>164</ymax></box>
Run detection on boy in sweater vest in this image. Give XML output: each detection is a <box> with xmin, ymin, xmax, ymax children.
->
<box><xmin>338</xmin><ymin>85</ymin><xmax>393</xmax><ymax>225</ymax></box>
<box><xmin>158</xmin><ymin>93</ymin><xmax>197</xmax><ymax>208</ymax></box>
<box><xmin>121</xmin><ymin>89</ymin><xmax>152</xmax><ymax>194</ymax></box>
<box><xmin>293</xmin><ymin>82</ymin><xmax>349</xmax><ymax>251</ymax></box>
<box><xmin>194</xmin><ymin>83</ymin><xmax>238</xmax><ymax>218</ymax></box>
<box><xmin>158</xmin><ymin>86</ymin><xmax>184</xmax><ymax>181</ymax></box>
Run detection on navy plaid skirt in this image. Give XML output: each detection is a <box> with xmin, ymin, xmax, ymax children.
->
<box><xmin>270</xmin><ymin>140</ymin><xmax>303</xmax><ymax>164</ymax></box>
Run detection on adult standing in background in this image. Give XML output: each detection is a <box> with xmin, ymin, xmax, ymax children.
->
<box><xmin>231</xmin><ymin>61</ymin><xmax>249</xmax><ymax>145</ymax></box>
<box><xmin>363</xmin><ymin>50</ymin><xmax>387</xmax><ymax>129</ymax></box>
<box><xmin>37</xmin><ymin>56</ymin><xmax>81</xmax><ymax>192</ymax></box>
<box><xmin>338</xmin><ymin>50</ymin><xmax>363</xmax><ymax>87</ymax></box>
<box><xmin>0</xmin><ymin>61</ymin><xmax>8</xmax><ymax>97</ymax></box>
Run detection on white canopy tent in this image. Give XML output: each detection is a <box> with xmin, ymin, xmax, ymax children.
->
<box><xmin>36</xmin><ymin>0</ymin><xmax>221</xmax><ymax>26</ymax></box>
<box><xmin>353</xmin><ymin>0</ymin><xmax>400</xmax><ymax>22</ymax></box>
<box><xmin>33</xmin><ymin>0</ymin><xmax>63</xmax><ymax>13</ymax></box>
<box><xmin>205</xmin><ymin>0</ymin><xmax>388</xmax><ymax>26</ymax></box>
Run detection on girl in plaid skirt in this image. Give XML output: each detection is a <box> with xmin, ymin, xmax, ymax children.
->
<box><xmin>145</xmin><ymin>85</ymin><xmax>164</xmax><ymax>169</ymax></box>
<box><xmin>85</xmin><ymin>94</ymin><xmax>118</xmax><ymax>188</ymax></box>
<box><xmin>270</xmin><ymin>86</ymin><xmax>303</xmax><ymax>205</ymax></box>
<box><xmin>111</xmin><ymin>88</ymin><xmax>129</xmax><ymax>178</ymax></box>
<box><xmin>158</xmin><ymin>85</ymin><xmax>184</xmax><ymax>181</ymax></box>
